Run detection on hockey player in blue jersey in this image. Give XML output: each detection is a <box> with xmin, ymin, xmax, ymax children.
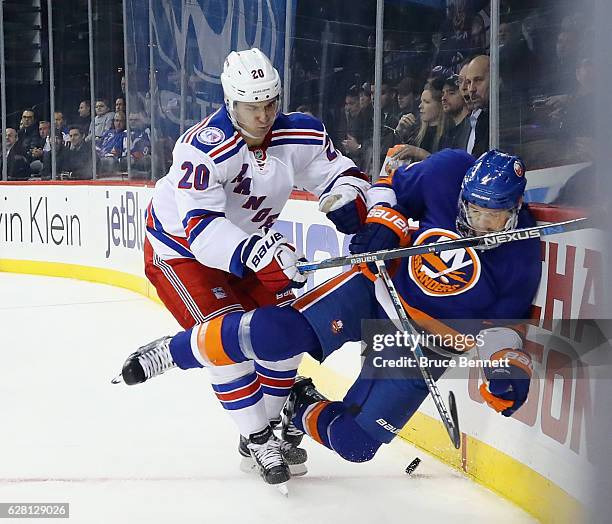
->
<box><xmin>116</xmin><ymin>148</ymin><xmax>541</xmax><ymax>467</ymax></box>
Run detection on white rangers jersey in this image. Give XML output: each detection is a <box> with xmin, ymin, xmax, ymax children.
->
<box><xmin>146</xmin><ymin>107</ymin><xmax>368</xmax><ymax>275</ymax></box>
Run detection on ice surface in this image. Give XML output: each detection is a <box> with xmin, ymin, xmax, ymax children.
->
<box><xmin>0</xmin><ymin>273</ymin><xmax>535</xmax><ymax>523</ymax></box>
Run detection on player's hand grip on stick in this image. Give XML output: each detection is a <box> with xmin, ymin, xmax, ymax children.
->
<box><xmin>479</xmin><ymin>349</ymin><xmax>533</xmax><ymax>417</ymax></box>
<box><xmin>350</xmin><ymin>205</ymin><xmax>412</xmax><ymax>254</ymax></box>
<box><xmin>349</xmin><ymin>205</ymin><xmax>412</xmax><ymax>274</ymax></box>
<box><xmin>241</xmin><ymin>230</ymin><xmax>307</xmax><ymax>293</ymax></box>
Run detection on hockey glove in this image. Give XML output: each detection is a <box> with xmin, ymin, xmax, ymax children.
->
<box><xmin>479</xmin><ymin>349</ymin><xmax>533</xmax><ymax>417</ymax></box>
<box><xmin>319</xmin><ymin>183</ymin><xmax>368</xmax><ymax>234</ymax></box>
<box><xmin>241</xmin><ymin>230</ymin><xmax>307</xmax><ymax>293</ymax></box>
<box><xmin>349</xmin><ymin>205</ymin><xmax>411</xmax><ymax>255</ymax></box>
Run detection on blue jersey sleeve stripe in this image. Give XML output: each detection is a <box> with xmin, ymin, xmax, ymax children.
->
<box><xmin>212</xmin><ymin>141</ymin><xmax>246</xmax><ymax>164</ymax></box>
<box><xmin>228</xmin><ymin>238</ymin><xmax>248</xmax><ymax>278</ymax></box>
<box><xmin>146</xmin><ymin>227</ymin><xmax>195</xmax><ymax>259</ymax></box>
<box><xmin>187</xmin><ymin>215</ymin><xmax>221</xmax><ymax>245</ymax></box>
<box><xmin>150</xmin><ymin>206</ymin><xmax>166</xmax><ymax>234</ymax></box>
<box><xmin>182</xmin><ymin>208</ymin><xmax>225</xmax><ymax>229</ymax></box>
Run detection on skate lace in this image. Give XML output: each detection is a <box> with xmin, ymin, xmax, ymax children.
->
<box><xmin>138</xmin><ymin>338</ymin><xmax>175</xmax><ymax>379</ymax></box>
<box><xmin>278</xmin><ymin>439</ymin><xmax>296</xmax><ymax>453</ymax></box>
<box><xmin>249</xmin><ymin>437</ymin><xmax>284</xmax><ymax>469</ymax></box>
<box><xmin>283</xmin><ymin>421</ymin><xmax>303</xmax><ymax>438</ymax></box>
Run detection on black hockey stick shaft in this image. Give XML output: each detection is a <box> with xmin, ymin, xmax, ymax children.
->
<box><xmin>297</xmin><ymin>217</ymin><xmax>588</xmax><ymax>274</ymax></box>
<box><xmin>375</xmin><ymin>260</ymin><xmax>462</xmax><ymax>449</ymax></box>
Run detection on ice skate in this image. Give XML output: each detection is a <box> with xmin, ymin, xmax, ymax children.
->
<box><xmin>242</xmin><ymin>426</ymin><xmax>290</xmax><ymax>491</ymax></box>
<box><xmin>281</xmin><ymin>376</ymin><xmax>327</xmax><ymax>442</ymax></box>
<box><xmin>111</xmin><ymin>336</ymin><xmax>176</xmax><ymax>385</ymax></box>
<box><xmin>240</xmin><ymin>422</ymin><xmax>307</xmax><ymax>476</ymax></box>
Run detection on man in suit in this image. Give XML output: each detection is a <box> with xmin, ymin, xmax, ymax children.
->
<box><xmin>465</xmin><ymin>55</ymin><xmax>490</xmax><ymax>157</ymax></box>
<box><xmin>2</xmin><ymin>128</ymin><xmax>29</xmax><ymax>180</ymax></box>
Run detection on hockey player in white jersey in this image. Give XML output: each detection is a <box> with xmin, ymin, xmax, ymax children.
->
<box><xmin>112</xmin><ymin>48</ymin><xmax>370</xmax><ymax>488</ymax></box>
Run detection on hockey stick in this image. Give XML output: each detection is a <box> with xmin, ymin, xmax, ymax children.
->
<box><xmin>297</xmin><ymin>217</ymin><xmax>588</xmax><ymax>274</ymax></box>
<box><xmin>375</xmin><ymin>260</ymin><xmax>461</xmax><ymax>449</ymax></box>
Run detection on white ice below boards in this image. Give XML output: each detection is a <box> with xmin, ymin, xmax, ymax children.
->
<box><xmin>0</xmin><ymin>273</ymin><xmax>535</xmax><ymax>524</ymax></box>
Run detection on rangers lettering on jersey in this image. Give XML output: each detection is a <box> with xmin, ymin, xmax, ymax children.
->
<box><xmin>145</xmin><ymin>106</ymin><xmax>365</xmax><ymax>276</ymax></box>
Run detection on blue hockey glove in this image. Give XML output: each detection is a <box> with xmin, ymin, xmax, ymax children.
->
<box><xmin>319</xmin><ymin>183</ymin><xmax>368</xmax><ymax>234</ymax></box>
<box><xmin>349</xmin><ymin>205</ymin><xmax>411</xmax><ymax>255</ymax></box>
<box><xmin>479</xmin><ymin>349</ymin><xmax>533</xmax><ymax>417</ymax></box>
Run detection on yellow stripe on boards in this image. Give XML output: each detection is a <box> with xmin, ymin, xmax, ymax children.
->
<box><xmin>298</xmin><ymin>356</ymin><xmax>584</xmax><ymax>524</ymax></box>
<box><xmin>0</xmin><ymin>259</ymin><xmax>162</xmax><ymax>305</ymax></box>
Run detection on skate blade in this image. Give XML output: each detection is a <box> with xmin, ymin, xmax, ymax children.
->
<box><xmin>110</xmin><ymin>373</ymin><xmax>123</xmax><ymax>384</ymax></box>
<box><xmin>276</xmin><ymin>482</ymin><xmax>289</xmax><ymax>496</ymax></box>
<box><xmin>240</xmin><ymin>456</ymin><xmax>306</xmax><ymax>477</ymax></box>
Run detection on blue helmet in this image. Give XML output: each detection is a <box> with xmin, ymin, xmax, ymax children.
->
<box><xmin>457</xmin><ymin>150</ymin><xmax>527</xmax><ymax>237</ymax></box>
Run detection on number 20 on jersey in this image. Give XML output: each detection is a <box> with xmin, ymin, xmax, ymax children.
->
<box><xmin>178</xmin><ymin>161</ymin><xmax>209</xmax><ymax>190</ymax></box>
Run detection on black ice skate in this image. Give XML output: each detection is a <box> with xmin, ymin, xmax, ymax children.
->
<box><xmin>241</xmin><ymin>422</ymin><xmax>307</xmax><ymax>476</ymax></box>
<box><xmin>281</xmin><ymin>376</ymin><xmax>328</xmax><ymax>442</ymax></box>
<box><xmin>111</xmin><ymin>336</ymin><xmax>176</xmax><ymax>385</ymax></box>
<box><xmin>244</xmin><ymin>426</ymin><xmax>290</xmax><ymax>491</ymax></box>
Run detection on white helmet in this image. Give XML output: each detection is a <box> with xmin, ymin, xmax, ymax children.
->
<box><xmin>221</xmin><ymin>48</ymin><xmax>281</xmax><ymax>136</ymax></box>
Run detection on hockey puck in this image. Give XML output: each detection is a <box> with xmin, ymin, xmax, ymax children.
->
<box><xmin>405</xmin><ymin>457</ymin><xmax>421</xmax><ymax>475</ymax></box>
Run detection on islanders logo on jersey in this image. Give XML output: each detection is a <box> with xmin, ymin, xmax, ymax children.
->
<box><xmin>408</xmin><ymin>228</ymin><xmax>481</xmax><ymax>297</ymax></box>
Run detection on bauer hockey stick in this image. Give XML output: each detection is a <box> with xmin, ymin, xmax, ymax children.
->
<box><xmin>374</xmin><ymin>260</ymin><xmax>461</xmax><ymax>449</ymax></box>
<box><xmin>297</xmin><ymin>217</ymin><xmax>588</xmax><ymax>274</ymax></box>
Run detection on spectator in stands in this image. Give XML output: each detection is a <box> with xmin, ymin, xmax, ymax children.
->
<box><xmin>115</xmin><ymin>97</ymin><xmax>126</xmax><ymax>115</ymax></box>
<box><xmin>17</xmin><ymin>109</ymin><xmax>38</xmax><ymax>164</ymax></box>
<box><xmin>121</xmin><ymin>111</ymin><xmax>152</xmax><ymax>177</ymax></box>
<box><xmin>467</xmin><ymin>14</ymin><xmax>487</xmax><ymax>56</ymax></box>
<box><xmin>544</xmin><ymin>28</ymin><xmax>579</xmax><ymax>96</ymax></box>
<box><xmin>29</xmin><ymin>120</ymin><xmax>51</xmax><ymax>175</ymax></box>
<box><xmin>559</xmin><ymin>57</ymin><xmax>594</xmax><ymax>139</ymax></box>
<box><xmin>61</xmin><ymin>126</ymin><xmax>92</xmax><ymax>179</ymax></box>
<box><xmin>91</xmin><ymin>98</ymin><xmax>115</xmax><ymax>142</ymax></box>
<box><xmin>359</xmin><ymin>83</ymin><xmax>372</xmax><ymax>112</ymax></box>
<box><xmin>498</xmin><ymin>18</ymin><xmax>539</xmax><ymax>101</ymax></box>
<box><xmin>436</xmin><ymin>0</ymin><xmax>471</xmax><ymax>70</ymax></box>
<box><xmin>465</xmin><ymin>54</ymin><xmax>490</xmax><ymax>157</ymax></box>
<box><xmin>394</xmin><ymin>77</ymin><xmax>419</xmax><ymax>142</ymax></box>
<box><xmin>39</xmin><ymin>129</ymin><xmax>65</xmax><ymax>180</ymax></box>
<box><xmin>341</xmin><ymin>124</ymin><xmax>371</xmax><ymax>175</ymax></box>
<box><xmin>390</xmin><ymin>78</ymin><xmax>446</xmax><ymax>163</ymax></box>
<box><xmin>335</xmin><ymin>87</ymin><xmax>361</xmax><ymax>148</ymax></box>
<box><xmin>2</xmin><ymin>128</ymin><xmax>29</xmax><ymax>180</ymax></box>
<box><xmin>76</xmin><ymin>100</ymin><xmax>91</xmax><ymax>134</ymax></box>
<box><xmin>458</xmin><ymin>59</ymin><xmax>474</xmax><ymax>112</ymax></box>
<box><xmin>97</xmin><ymin>111</ymin><xmax>126</xmax><ymax>173</ymax></box>
<box><xmin>295</xmin><ymin>105</ymin><xmax>315</xmax><ymax>117</ymax></box>
<box><xmin>54</xmin><ymin>111</ymin><xmax>70</xmax><ymax>142</ymax></box>
<box><xmin>371</xmin><ymin>80</ymin><xmax>400</xmax><ymax>165</ymax></box>
<box><xmin>440</xmin><ymin>74</ymin><xmax>470</xmax><ymax>150</ymax></box>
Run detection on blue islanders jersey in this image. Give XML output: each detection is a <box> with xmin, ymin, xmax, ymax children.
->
<box><xmin>372</xmin><ymin>149</ymin><xmax>542</xmax><ymax>331</ymax></box>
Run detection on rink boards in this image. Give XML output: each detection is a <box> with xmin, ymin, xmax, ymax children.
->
<box><xmin>0</xmin><ymin>180</ymin><xmax>600</xmax><ymax>523</ymax></box>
